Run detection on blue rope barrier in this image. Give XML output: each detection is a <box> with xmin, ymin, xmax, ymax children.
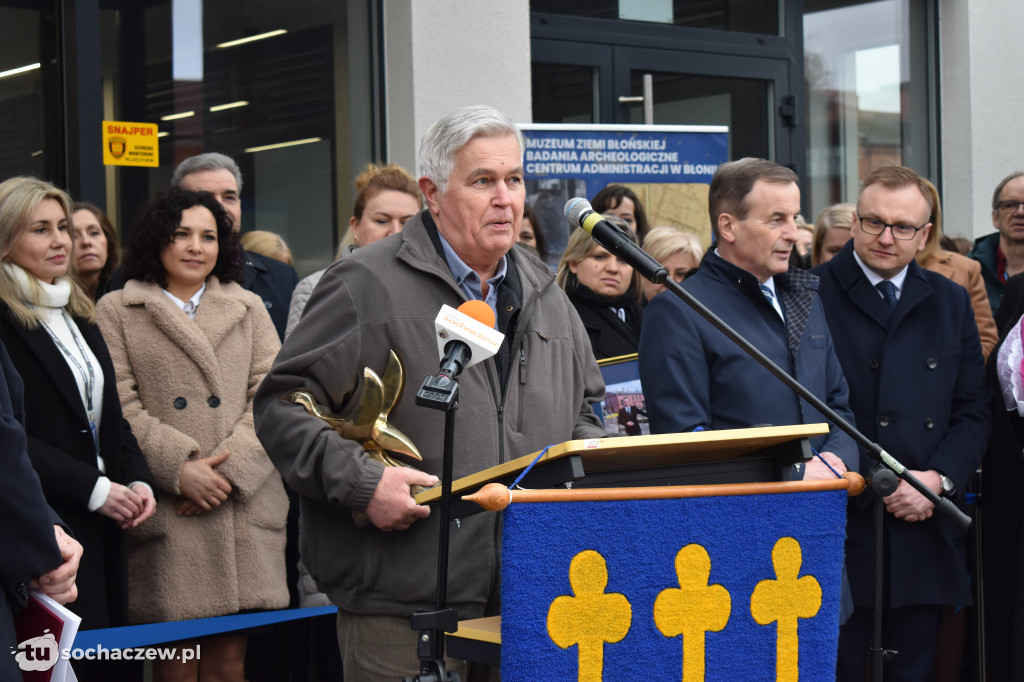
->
<box><xmin>73</xmin><ymin>605</ymin><xmax>338</xmax><ymax>651</ymax></box>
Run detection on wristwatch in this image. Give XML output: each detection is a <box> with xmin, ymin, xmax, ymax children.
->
<box><xmin>938</xmin><ymin>472</ymin><xmax>955</xmax><ymax>497</ymax></box>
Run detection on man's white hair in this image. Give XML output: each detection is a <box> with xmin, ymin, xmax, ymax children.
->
<box><xmin>417</xmin><ymin>105</ymin><xmax>525</xmax><ymax>194</ymax></box>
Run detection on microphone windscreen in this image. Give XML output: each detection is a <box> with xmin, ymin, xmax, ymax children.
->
<box><xmin>457</xmin><ymin>299</ymin><xmax>496</xmax><ymax>329</ymax></box>
<box><xmin>564</xmin><ymin>197</ymin><xmax>592</xmax><ymax>231</ymax></box>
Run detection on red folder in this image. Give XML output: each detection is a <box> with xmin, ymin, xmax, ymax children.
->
<box><xmin>13</xmin><ymin>591</ymin><xmax>80</xmax><ymax>682</ymax></box>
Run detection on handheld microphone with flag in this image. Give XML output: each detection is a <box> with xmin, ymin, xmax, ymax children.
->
<box><xmin>417</xmin><ymin>300</ymin><xmax>505</xmax><ymax>409</ymax></box>
<box><xmin>564</xmin><ymin>197</ymin><xmax>668</xmax><ymax>283</ymax></box>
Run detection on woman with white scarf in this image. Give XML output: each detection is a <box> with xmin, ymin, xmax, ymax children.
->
<box><xmin>0</xmin><ymin>177</ymin><xmax>155</xmax><ymax>677</ymax></box>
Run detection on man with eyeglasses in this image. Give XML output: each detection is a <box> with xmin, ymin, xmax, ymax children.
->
<box><xmin>968</xmin><ymin>171</ymin><xmax>1024</xmax><ymax>314</ymax></box>
<box><xmin>814</xmin><ymin>165</ymin><xmax>989</xmax><ymax>681</ymax></box>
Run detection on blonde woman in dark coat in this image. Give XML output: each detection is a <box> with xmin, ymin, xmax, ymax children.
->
<box><xmin>0</xmin><ymin>177</ymin><xmax>156</xmax><ymax>682</ymax></box>
<box><xmin>97</xmin><ymin>189</ymin><xmax>287</xmax><ymax>682</ymax></box>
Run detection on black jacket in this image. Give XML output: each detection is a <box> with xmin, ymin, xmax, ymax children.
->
<box><xmin>0</xmin><ymin>339</ymin><xmax>64</xmax><ymax>679</ymax></box>
<box><xmin>814</xmin><ymin>243</ymin><xmax>989</xmax><ymax>608</ymax></box>
<box><xmin>566</xmin><ymin>285</ymin><xmax>642</xmax><ymax>360</ymax></box>
<box><xmin>241</xmin><ymin>250</ymin><xmax>298</xmax><ymax>341</ymax></box>
<box><xmin>0</xmin><ymin>306</ymin><xmax>154</xmax><ymax>629</ymax></box>
<box><xmin>980</xmin><ymin>273</ymin><xmax>1024</xmax><ymax>677</ymax></box>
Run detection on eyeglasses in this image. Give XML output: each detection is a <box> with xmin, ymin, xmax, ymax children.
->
<box><xmin>996</xmin><ymin>200</ymin><xmax>1024</xmax><ymax>214</ymax></box>
<box><xmin>858</xmin><ymin>217</ymin><xmax>927</xmax><ymax>241</ymax></box>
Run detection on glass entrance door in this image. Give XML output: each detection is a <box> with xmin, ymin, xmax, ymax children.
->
<box><xmin>621</xmin><ymin>65</ymin><xmax>775</xmax><ymax>162</ymax></box>
<box><xmin>532</xmin><ymin>39</ymin><xmax>800</xmax><ymax>169</ymax></box>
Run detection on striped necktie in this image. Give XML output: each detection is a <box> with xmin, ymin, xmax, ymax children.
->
<box><xmin>760</xmin><ymin>284</ymin><xmax>782</xmax><ymax>319</ymax></box>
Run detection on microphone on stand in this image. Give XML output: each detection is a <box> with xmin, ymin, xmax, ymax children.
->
<box><xmin>410</xmin><ymin>299</ymin><xmax>504</xmax><ymax>682</ymax></box>
<box><xmin>417</xmin><ymin>301</ymin><xmax>505</xmax><ymax>409</ymax></box>
<box><xmin>564</xmin><ymin>197</ymin><xmax>668</xmax><ymax>284</ymax></box>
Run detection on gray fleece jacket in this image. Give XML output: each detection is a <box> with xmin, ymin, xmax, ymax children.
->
<box><xmin>254</xmin><ymin>210</ymin><xmax>607</xmax><ymax>618</ymax></box>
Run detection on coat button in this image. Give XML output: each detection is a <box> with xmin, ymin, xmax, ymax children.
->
<box><xmin>869</xmin><ymin>359</ymin><xmax>879</xmax><ymax>369</ymax></box>
<box><xmin>926</xmin><ymin>358</ymin><xmax>937</xmax><ymax>369</ymax></box>
<box><xmin>879</xmin><ymin>415</ymin><xmax>890</xmax><ymax>427</ymax></box>
<box><xmin>173</xmin><ymin>397</ymin><xmax>187</xmax><ymax>410</ymax></box>
<box><xmin>924</xmin><ymin>417</ymin><xmax>934</xmax><ymax>429</ymax></box>
<box><xmin>208</xmin><ymin>396</ymin><xmax>221</xmax><ymax>408</ymax></box>
<box><xmin>265</xmin><ymin>300</ymin><xmax>273</xmax><ymax>309</ymax></box>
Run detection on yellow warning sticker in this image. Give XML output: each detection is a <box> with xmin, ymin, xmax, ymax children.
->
<box><xmin>102</xmin><ymin>121</ymin><xmax>159</xmax><ymax>167</ymax></box>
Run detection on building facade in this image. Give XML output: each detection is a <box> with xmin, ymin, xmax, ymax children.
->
<box><xmin>0</xmin><ymin>0</ymin><xmax>1019</xmax><ymax>276</ymax></box>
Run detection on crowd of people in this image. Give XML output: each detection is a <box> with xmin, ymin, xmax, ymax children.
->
<box><xmin>3</xmin><ymin>102</ymin><xmax>1024</xmax><ymax>681</ymax></box>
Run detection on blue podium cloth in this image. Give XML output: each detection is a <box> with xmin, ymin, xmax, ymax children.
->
<box><xmin>501</xmin><ymin>489</ymin><xmax>846</xmax><ymax>681</ymax></box>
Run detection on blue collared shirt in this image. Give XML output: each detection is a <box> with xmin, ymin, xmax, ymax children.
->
<box><xmin>438</xmin><ymin>233</ymin><xmax>506</xmax><ymax>325</ymax></box>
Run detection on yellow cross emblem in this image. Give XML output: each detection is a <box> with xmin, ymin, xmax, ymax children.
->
<box><xmin>750</xmin><ymin>536</ymin><xmax>822</xmax><ymax>682</ymax></box>
<box><xmin>548</xmin><ymin>550</ymin><xmax>632</xmax><ymax>682</ymax></box>
<box><xmin>654</xmin><ymin>544</ymin><xmax>732</xmax><ymax>682</ymax></box>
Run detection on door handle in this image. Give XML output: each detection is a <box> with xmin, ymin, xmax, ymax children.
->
<box><xmin>617</xmin><ymin>74</ymin><xmax>654</xmax><ymax>125</ymax></box>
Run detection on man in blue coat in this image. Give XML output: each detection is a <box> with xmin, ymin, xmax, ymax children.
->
<box><xmin>813</xmin><ymin>166</ymin><xmax>989</xmax><ymax>681</ymax></box>
<box><xmin>639</xmin><ymin>158</ymin><xmax>858</xmax><ymax>480</ymax></box>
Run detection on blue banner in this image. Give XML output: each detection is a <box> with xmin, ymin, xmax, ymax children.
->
<box><xmin>501</xmin><ymin>489</ymin><xmax>846</xmax><ymax>681</ymax></box>
<box><xmin>523</xmin><ymin>124</ymin><xmax>728</xmax><ymax>190</ymax></box>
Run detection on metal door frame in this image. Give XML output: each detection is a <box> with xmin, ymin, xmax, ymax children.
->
<box><xmin>531</xmin><ymin>10</ymin><xmax>805</xmax><ymax>177</ymax></box>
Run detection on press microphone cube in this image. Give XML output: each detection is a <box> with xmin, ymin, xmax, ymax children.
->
<box><xmin>417</xmin><ymin>304</ymin><xmax>505</xmax><ymax>411</ymax></box>
<box><xmin>433</xmin><ymin>304</ymin><xmax>504</xmax><ymax>369</ymax></box>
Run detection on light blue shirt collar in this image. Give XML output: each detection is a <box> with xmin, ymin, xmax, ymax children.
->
<box><xmin>437</xmin><ymin>232</ymin><xmax>506</xmax><ymax>322</ymax></box>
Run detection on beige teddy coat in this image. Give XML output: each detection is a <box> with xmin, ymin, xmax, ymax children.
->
<box><xmin>97</xmin><ymin>277</ymin><xmax>289</xmax><ymax>623</ymax></box>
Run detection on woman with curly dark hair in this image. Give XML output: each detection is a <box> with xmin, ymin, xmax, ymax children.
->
<box><xmin>71</xmin><ymin>202</ymin><xmax>121</xmax><ymax>300</ymax></box>
<box><xmin>97</xmin><ymin>189</ymin><xmax>288</xmax><ymax>682</ymax></box>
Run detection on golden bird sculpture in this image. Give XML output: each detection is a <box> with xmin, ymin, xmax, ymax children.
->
<box><xmin>282</xmin><ymin>350</ymin><xmax>428</xmax><ymax>526</ymax></box>
<box><xmin>282</xmin><ymin>350</ymin><xmax>423</xmax><ymax>469</ymax></box>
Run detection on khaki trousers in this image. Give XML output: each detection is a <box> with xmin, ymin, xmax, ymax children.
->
<box><xmin>336</xmin><ymin>610</ymin><xmax>471</xmax><ymax>682</ymax></box>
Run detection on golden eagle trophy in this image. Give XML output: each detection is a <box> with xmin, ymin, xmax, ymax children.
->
<box><xmin>282</xmin><ymin>350</ymin><xmax>425</xmax><ymax>525</ymax></box>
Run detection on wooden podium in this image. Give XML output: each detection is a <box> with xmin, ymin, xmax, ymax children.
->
<box><xmin>437</xmin><ymin>424</ymin><xmax>855</xmax><ymax>679</ymax></box>
<box><xmin>417</xmin><ymin>423</ymin><xmax>826</xmax><ymax>519</ymax></box>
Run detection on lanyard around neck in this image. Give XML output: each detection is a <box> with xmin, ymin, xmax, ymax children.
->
<box><xmin>41</xmin><ymin>308</ymin><xmax>96</xmax><ymax>416</ymax></box>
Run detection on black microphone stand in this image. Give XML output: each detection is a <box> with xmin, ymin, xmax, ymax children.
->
<box><xmin>404</xmin><ymin>370</ymin><xmax>463</xmax><ymax>682</ymax></box>
<box><xmin>570</xmin><ymin>209</ymin><xmax>970</xmax><ymax>680</ymax></box>
<box><xmin>867</xmin><ymin>464</ymin><xmax>900</xmax><ymax>680</ymax></box>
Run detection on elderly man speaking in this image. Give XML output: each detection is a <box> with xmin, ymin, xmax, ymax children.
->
<box><xmin>254</xmin><ymin>105</ymin><xmax>607</xmax><ymax>681</ymax></box>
